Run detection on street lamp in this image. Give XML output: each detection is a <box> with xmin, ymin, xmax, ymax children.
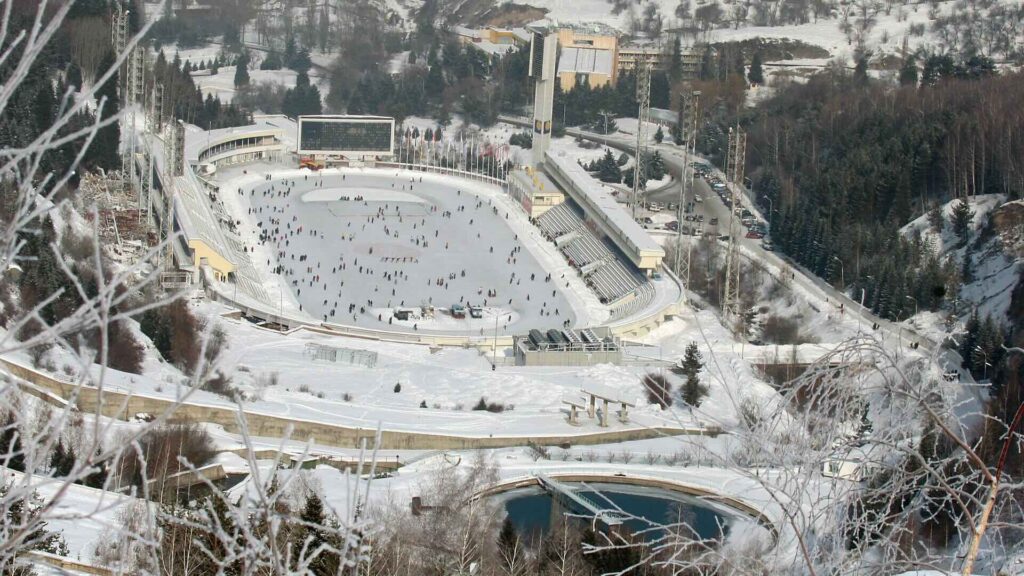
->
<box><xmin>831</xmin><ymin>255</ymin><xmax>844</xmax><ymax>290</ymax></box>
<box><xmin>974</xmin><ymin>346</ymin><xmax>991</xmax><ymax>380</ymax></box>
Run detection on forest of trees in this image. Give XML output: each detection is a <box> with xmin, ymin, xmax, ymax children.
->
<box><xmin>742</xmin><ymin>66</ymin><xmax>1021</xmax><ymax>321</ymax></box>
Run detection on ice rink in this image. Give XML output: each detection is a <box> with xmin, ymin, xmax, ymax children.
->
<box><xmin>235</xmin><ymin>169</ymin><xmax>585</xmax><ymax>335</ymax></box>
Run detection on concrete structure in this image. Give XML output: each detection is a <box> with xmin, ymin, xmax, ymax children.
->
<box><xmin>529</xmin><ymin>29</ymin><xmax>559</xmax><ymax>167</ymax></box>
<box><xmin>507</xmin><ymin>167</ymin><xmax>564</xmax><ymax>217</ymax></box>
<box><xmin>543</xmin><ymin>149</ymin><xmax>665</xmax><ymax>271</ymax></box>
<box><xmin>455</xmin><ymin>26</ymin><xmax>531</xmax><ymax>55</ymax></box>
<box><xmin>514</xmin><ymin>327</ymin><xmax>622</xmax><ymax>366</ymax></box>
<box><xmin>581</xmin><ymin>383</ymin><xmax>636</xmax><ymax>427</ymax></box>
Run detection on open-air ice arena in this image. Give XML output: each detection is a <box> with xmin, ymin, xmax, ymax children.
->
<box><xmin>157</xmin><ymin>114</ymin><xmax>684</xmax><ymax>350</ymax></box>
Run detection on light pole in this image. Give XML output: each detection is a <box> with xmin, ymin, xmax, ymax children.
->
<box><xmin>906</xmin><ymin>295</ymin><xmax>918</xmax><ymax>316</ymax></box>
<box><xmin>831</xmin><ymin>255</ymin><xmax>844</xmax><ymax>291</ymax></box>
<box><xmin>974</xmin><ymin>346</ymin><xmax>990</xmax><ymax>380</ymax></box>
<box><xmin>492</xmin><ymin>312</ymin><xmax>500</xmax><ymax>371</ymax></box>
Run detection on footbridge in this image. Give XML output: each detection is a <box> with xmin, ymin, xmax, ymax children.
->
<box><xmin>535</xmin><ymin>473</ymin><xmax>628</xmax><ymax>529</ymax></box>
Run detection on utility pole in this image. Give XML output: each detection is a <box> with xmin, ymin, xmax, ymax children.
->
<box><xmin>632</xmin><ymin>62</ymin><xmax>651</xmax><ymax>219</ymax></box>
<box><xmin>722</xmin><ymin>125</ymin><xmax>746</xmax><ymax>319</ymax></box>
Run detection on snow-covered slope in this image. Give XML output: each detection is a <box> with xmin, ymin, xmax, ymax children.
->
<box><xmin>902</xmin><ymin>195</ymin><xmax>1023</xmax><ymax>327</ymax></box>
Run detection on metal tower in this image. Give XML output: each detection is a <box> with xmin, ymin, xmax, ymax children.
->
<box><xmin>722</xmin><ymin>125</ymin><xmax>746</xmax><ymax>318</ymax></box>
<box><xmin>631</xmin><ymin>62</ymin><xmax>651</xmax><ymax>219</ymax></box>
<box><xmin>674</xmin><ymin>90</ymin><xmax>700</xmax><ymax>288</ymax></box>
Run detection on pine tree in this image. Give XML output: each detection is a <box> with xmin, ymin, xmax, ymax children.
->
<box><xmin>654</xmin><ymin>125</ymin><xmax>664</xmax><ymax>144</ymax></box>
<box><xmin>950</xmin><ymin>198</ymin><xmax>975</xmax><ymax>244</ymax></box>
<box><xmin>318</xmin><ymin>7</ymin><xmax>329</xmax><ymax>52</ymax></box>
<box><xmin>0</xmin><ymin>484</ymin><xmax>70</xmax><ymax>558</ymax></box>
<box><xmin>83</xmin><ymin>447</ymin><xmax>108</xmax><ymax>489</ymax></box>
<box><xmin>597</xmin><ymin>149</ymin><xmax>622</xmax><ymax>183</ymax></box>
<box><xmin>748</xmin><ymin>51</ymin><xmax>764</xmax><ymax>85</ymax></box>
<box><xmin>854</xmin><ymin>51</ymin><xmax>870</xmax><ymax>85</ymax></box>
<box><xmin>233</xmin><ymin>51</ymin><xmax>250</xmax><ymax>88</ymax></box>
<box><xmin>647</xmin><ymin>150</ymin><xmax>666</xmax><ymax>180</ymax></box>
<box><xmin>91</xmin><ymin>50</ymin><xmax>121</xmax><ymax>170</ymax></box>
<box><xmin>669</xmin><ymin>36</ymin><xmax>684</xmax><ymax>83</ymax></box>
<box><xmin>961</xmin><ymin>247</ymin><xmax>974</xmax><ymax>284</ymax></box>
<box><xmin>50</xmin><ymin>439</ymin><xmax>74</xmax><ymax>477</ymax></box>
<box><xmin>680</xmin><ymin>342</ymin><xmax>703</xmax><ymax>378</ymax></box>
<box><xmin>699</xmin><ymin>45</ymin><xmax>714</xmax><ymax>81</ymax></box>
<box><xmin>899</xmin><ymin>54</ymin><xmax>918</xmax><ymax>86</ymax></box>
<box><xmin>732</xmin><ymin>50</ymin><xmax>745</xmax><ymax>79</ymax></box>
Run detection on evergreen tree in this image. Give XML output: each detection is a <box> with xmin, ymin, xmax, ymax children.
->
<box><xmin>648</xmin><ymin>150</ymin><xmax>666</xmax><ymax>179</ymax></box>
<box><xmin>425</xmin><ymin>64</ymin><xmax>446</xmax><ymax>98</ymax></box>
<box><xmin>0</xmin><ymin>484</ymin><xmax>70</xmax><ymax>558</ymax></box>
<box><xmin>680</xmin><ymin>342</ymin><xmax>703</xmax><ymax>378</ymax></box>
<box><xmin>261</xmin><ymin>51</ymin><xmax>283</xmax><ymax>70</ymax></box>
<box><xmin>650</xmin><ymin>71</ymin><xmax>670</xmax><ymax>109</ymax></box>
<box><xmin>699</xmin><ymin>46</ymin><xmax>715</xmax><ymax>81</ymax></box>
<box><xmin>233</xmin><ymin>51</ymin><xmax>250</xmax><ymax>88</ymax></box>
<box><xmin>669</xmin><ymin>36</ymin><xmax>684</xmax><ymax>83</ymax></box>
<box><xmin>853</xmin><ymin>51</ymin><xmax>870</xmax><ymax>85</ymax></box>
<box><xmin>318</xmin><ymin>7</ymin><xmax>329</xmax><ymax>52</ymax></box>
<box><xmin>596</xmin><ymin>149</ymin><xmax>622</xmax><ymax>183</ymax></box>
<box><xmin>66</xmin><ymin>62</ymin><xmax>83</xmax><ymax>90</ymax></box>
<box><xmin>91</xmin><ymin>50</ymin><xmax>121</xmax><ymax>170</ymax></box>
<box><xmin>0</xmin><ymin>411</ymin><xmax>25</xmax><ymax>472</ymax></box>
<box><xmin>654</xmin><ymin>125</ymin><xmax>664</xmax><ymax>144</ymax></box>
<box><xmin>899</xmin><ymin>54</ymin><xmax>918</xmax><ymax>86</ymax></box>
<box><xmin>732</xmin><ymin>50</ymin><xmax>745</xmax><ymax>79</ymax></box>
<box><xmin>748</xmin><ymin>51</ymin><xmax>764</xmax><ymax>85</ymax></box>
<box><xmin>50</xmin><ymin>439</ymin><xmax>74</xmax><ymax>477</ymax></box>
<box><xmin>949</xmin><ymin>198</ymin><xmax>975</xmax><ymax>244</ymax></box>
<box><xmin>83</xmin><ymin>447</ymin><xmax>108</xmax><ymax>489</ymax></box>
<box><xmin>961</xmin><ymin>247</ymin><xmax>974</xmax><ymax>284</ymax></box>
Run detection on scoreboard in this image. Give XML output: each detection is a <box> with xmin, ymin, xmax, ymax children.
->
<box><xmin>297</xmin><ymin>115</ymin><xmax>395</xmax><ymax>157</ymax></box>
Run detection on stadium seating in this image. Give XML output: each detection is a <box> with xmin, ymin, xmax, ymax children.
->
<box><xmin>535</xmin><ymin>203</ymin><xmax>584</xmax><ymax>239</ymax></box>
<box><xmin>536</xmin><ymin>201</ymin><xmax>653</xmax><ymax>308</ymax></box>
<box><xmin>608</xmin><ymin>281</ymin><xmax>655</xmax><ymax>321</ymax></box>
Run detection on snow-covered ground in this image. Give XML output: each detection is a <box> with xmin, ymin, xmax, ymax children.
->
<box><xmin>901</xmin><ymin>194</ymin><xmax>1021</xmax><ymax>325</ymax></box>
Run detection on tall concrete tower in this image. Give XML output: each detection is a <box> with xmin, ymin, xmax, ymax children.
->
<box><xmin>529</xmin><ymin>29</ymin><xmax>559</xmax><ymax>167</ymax></box>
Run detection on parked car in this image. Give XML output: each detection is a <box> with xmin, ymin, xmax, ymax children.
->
<box><xmin>648</xmin><ymin>202</ymin><xmax>662</xmax><ymax>212</ymax></box>
<box><xmin>745</xmin><ymin>230</ymin><xmax>765</xmax><ymax>239</ymax></box>
<box><xmin>709</xmin><ymin>217</ymin><xmax>719</xmax><ymax>226</ymax></box>
<box><xmin>762</xmin><ymin>240</ymin><xmax>775</xmax><ymax>251</ymax></box>
<box><xmin>665</xmin><ymin>220</ymin><xmax>679</xmax><ymax>231</ymax></box>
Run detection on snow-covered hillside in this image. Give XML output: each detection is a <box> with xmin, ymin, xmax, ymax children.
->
<box><xmin>902</xmin><ymin>194</ymin><xmax>1023</xmax><ymax>327</ymax></box>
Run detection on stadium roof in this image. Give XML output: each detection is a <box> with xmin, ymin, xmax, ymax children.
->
<box><xmin>185</xmin><ymin>115</ymin><xmax>296</xmax><ymax>162</ymax></box>
<box><xmin>544</xmin><ymin>150</ymin><xmax>663</xmax><ymax>262</ymax></box>
<box><xmin>557</xmin><ymin>47</ymin><xmax>614</xmax><ymax>76</ymax></box>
